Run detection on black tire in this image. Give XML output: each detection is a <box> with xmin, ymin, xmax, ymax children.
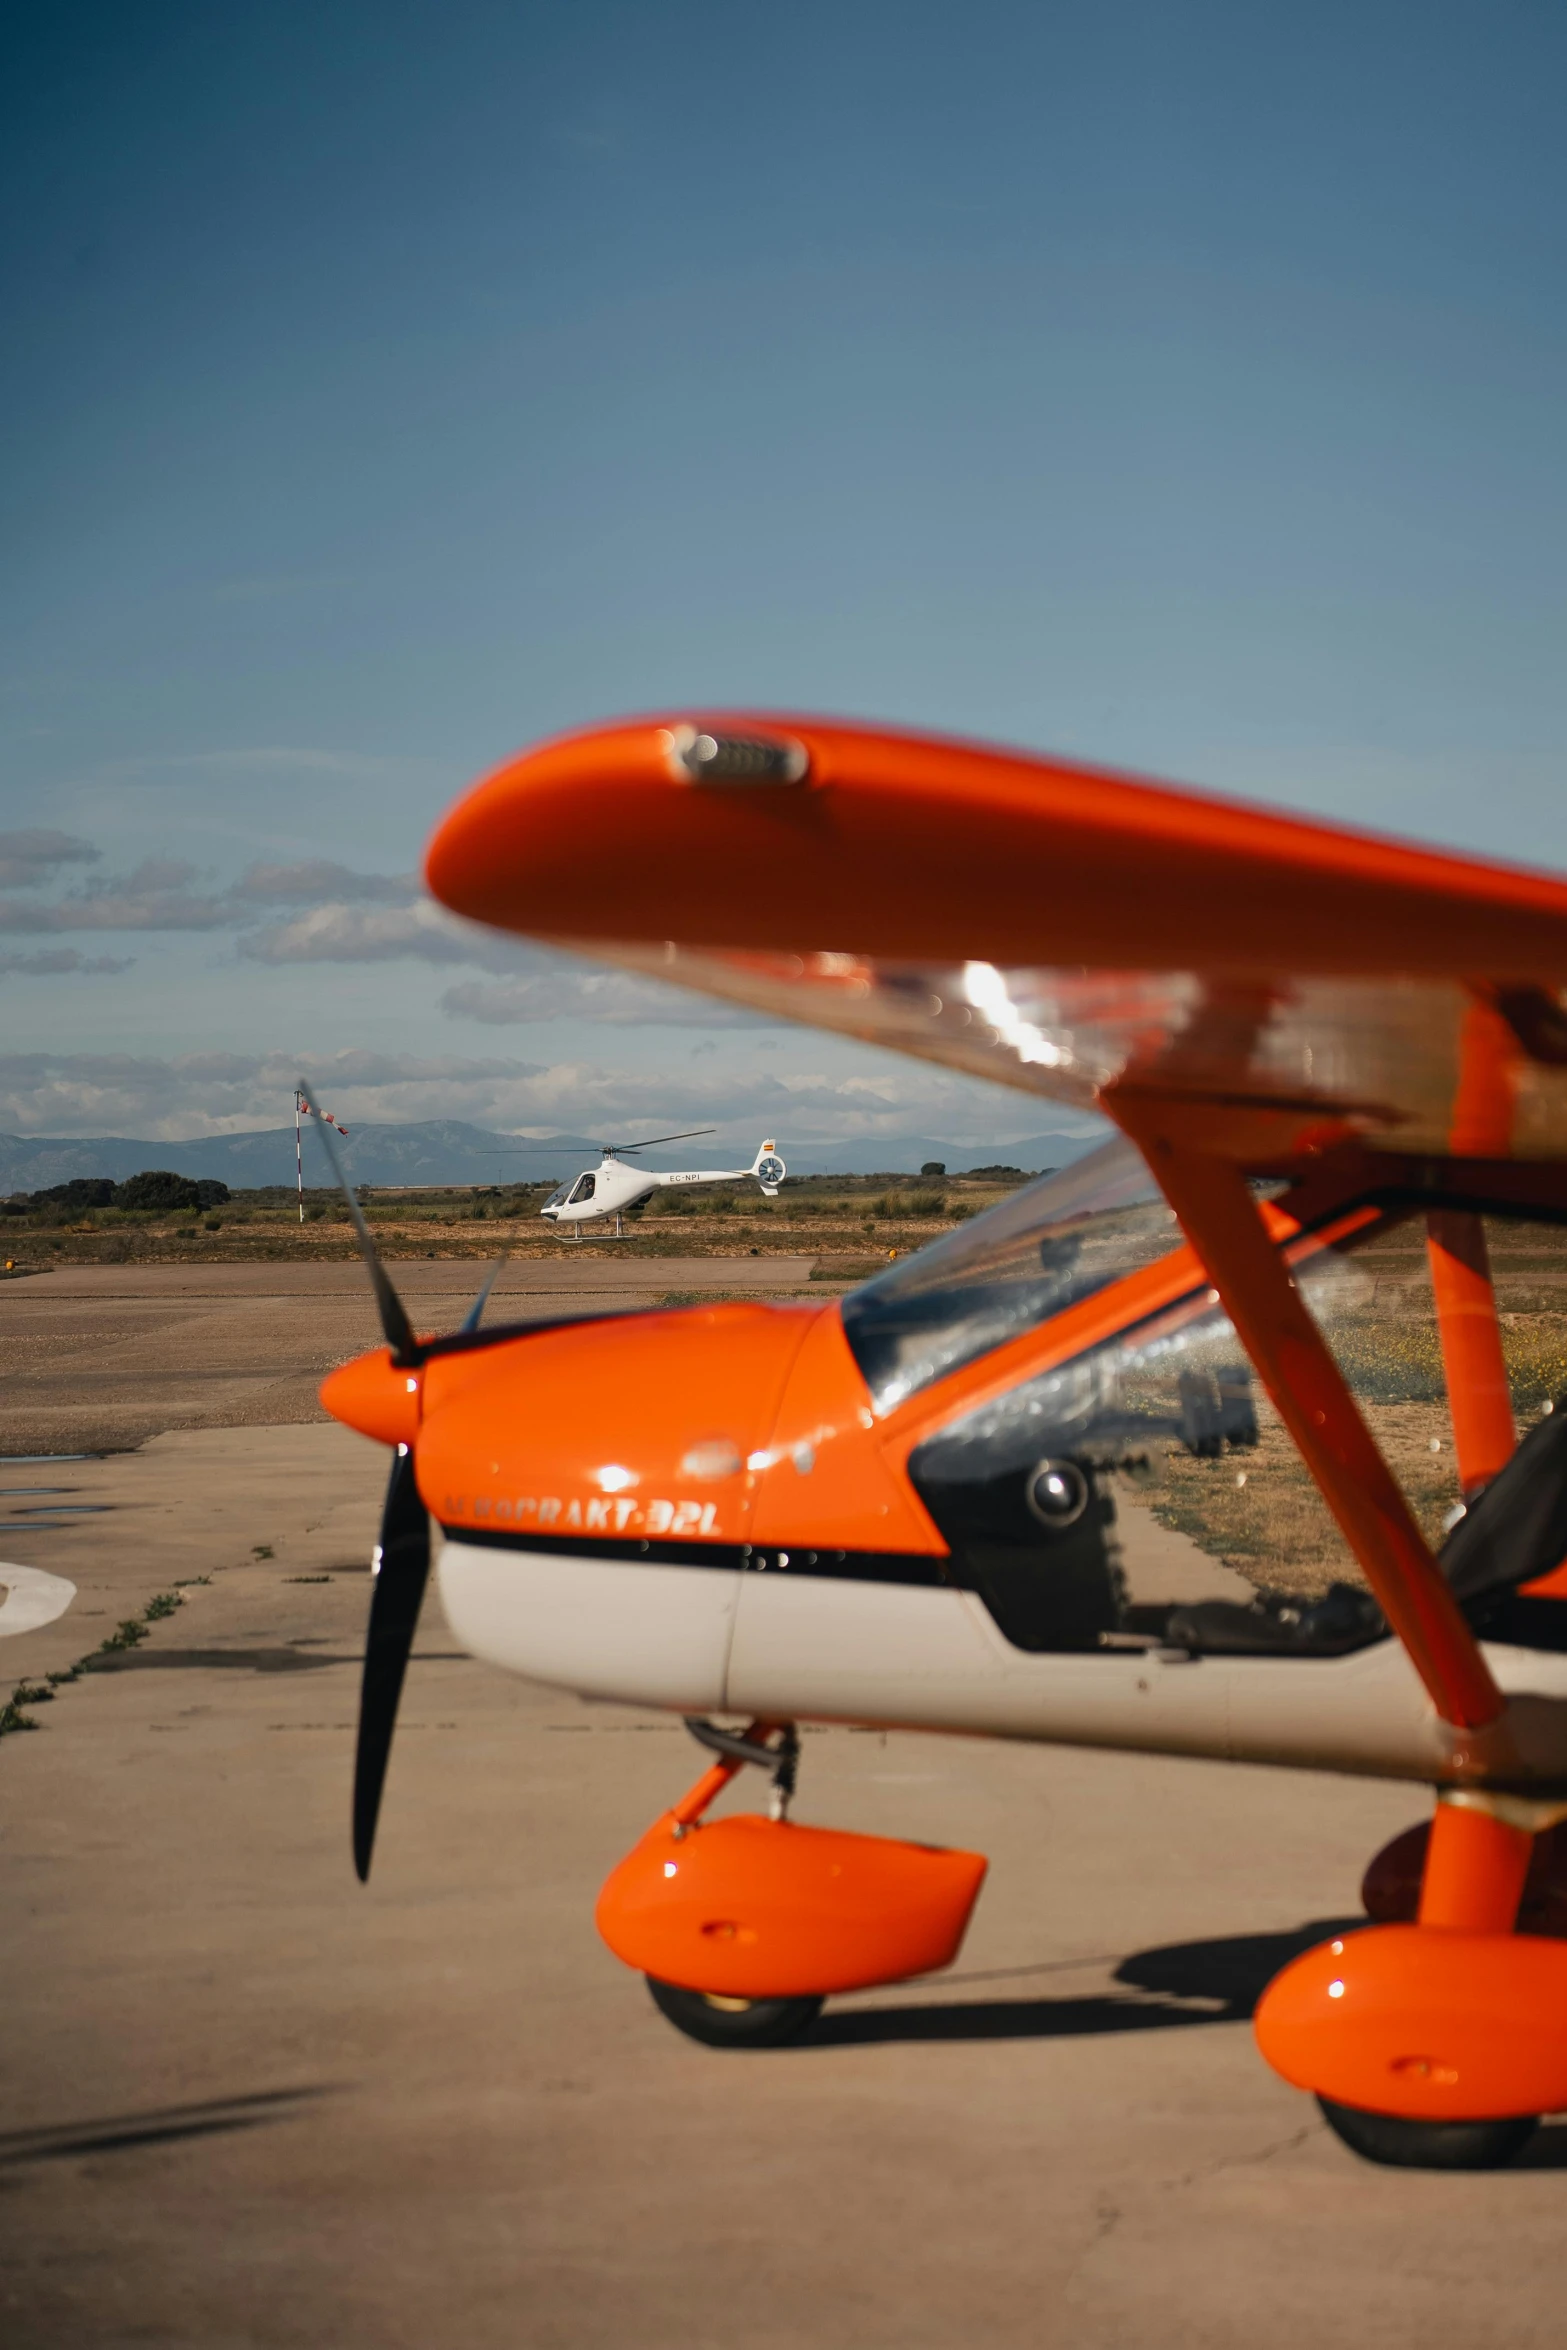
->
<box><xmin>646</xmin><ymin>1977</ymin><xmax>824</xmax><ymax>2049</ymax></box>
<box><xmin>1317</xmin><ymin>2097</ymin><xmax>1538</xmax><ymax>2170</ymax></box>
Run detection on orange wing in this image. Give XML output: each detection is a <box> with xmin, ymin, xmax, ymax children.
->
<box><xmin>424</xmin><ymin>713</ymin><xmax>1567</xmax><ymax>1164</ymax></box>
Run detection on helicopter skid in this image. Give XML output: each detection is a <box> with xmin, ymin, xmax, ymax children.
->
<box><xmin>435</xmin><ymin>1535</ymin><xmax>1567</xmax><ymax>1789</ymax></box>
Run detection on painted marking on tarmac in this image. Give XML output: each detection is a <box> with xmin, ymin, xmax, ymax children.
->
<box><xmin>0</xmin><ymin>1564</ymin><xmax>78</xmax><ymax>1637</ymax></box>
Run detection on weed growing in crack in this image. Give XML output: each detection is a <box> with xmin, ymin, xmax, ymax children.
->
<box><xmin>3</xmin><ymin>1587</ymin><xmax>189</xmax><ymax>1740</ymax></box>
<box><xmin>89</xmin><ymin>1618</ymin><xmax>150</xmax><ymax>1659</ymax></box>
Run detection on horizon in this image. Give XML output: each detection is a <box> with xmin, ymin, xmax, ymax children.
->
<box><xmin>0</xmin><ymin>1109</ymin><xmax>1092</xmax><ymax>1192</ymax></box>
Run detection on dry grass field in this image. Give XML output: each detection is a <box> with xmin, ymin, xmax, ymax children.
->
<box><xmin>1</xmin><ymin>1172</ymin><xmax>1015</xmax><ymax>1275</ymax></box>
<box><xmin>1140</xmin><ymin>1220</ymin><xmax>1567</xmax><ymax>1597</ymax></box>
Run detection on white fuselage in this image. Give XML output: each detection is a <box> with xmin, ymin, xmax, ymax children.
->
<box><xmin>436</xmin><ymin>1536</ymin><xmax>1567</xmax><ymax>1792</ymax></box>
<box><xmin>541</xmin><ymin>1146</ymin><xmax>781</xmax><ymax>1228</ymax></box>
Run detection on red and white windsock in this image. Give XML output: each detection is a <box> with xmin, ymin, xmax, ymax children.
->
<box><xmin>296</xmin><ymin>1089</ymin><xmax>348</xmax><ymax>1137</ymax></box>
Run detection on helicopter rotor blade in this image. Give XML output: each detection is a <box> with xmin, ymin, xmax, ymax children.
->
<box><xmin>519</xmin><ymin>1126</ymin><xmax>718</xmax><ymax>1156</ymax></box>
<box><xmin>353</xmin><ymin>1447</ymin><xmax>431</xmax><ymax>1882</ymax></box>
<box><xmin>297</xmin><ymin>1086</ymin><xmax>420</xmax><ymax>1364</ymax></box>
<box><xmin>614</xmin><ymin>1127</ymin><xmax>718</xmax><ymax>1154</ymax></box>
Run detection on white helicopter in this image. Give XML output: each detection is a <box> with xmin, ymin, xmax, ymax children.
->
<box><xmin>539</xmin><ymin>1130</ymin><xmax>786</xmax><ymax>1237</ymax></box>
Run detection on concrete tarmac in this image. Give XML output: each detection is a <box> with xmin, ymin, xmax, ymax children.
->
<box><xmin>4</xmin><ymin>1426</ymin><xmax>1566</xmax><ymax>2348</ymax></box>
<box><xmin>0</xmin><ymin>1257</ymin><xmax>818</xmax><ymax>1455</ymax></box>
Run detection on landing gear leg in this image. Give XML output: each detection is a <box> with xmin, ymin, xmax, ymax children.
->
<box><xmin>640</xmin><ymin>1718</ymin><xmax>818</xmax><ymax>2051</ymax></box>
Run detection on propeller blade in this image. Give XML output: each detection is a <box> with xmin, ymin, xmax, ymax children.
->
<box><xmin>297</xmin><ymin>1084</ymin><xmax>420</xmax><ymax>1364</ymax></box>
<box><xmin>615</xmin><ymin>1126</ymin><xmax>718</xmax><ymax>1153</ymax></box>
<box><xmin>353</xmin><ymin>1446</ymin><xmax>431</xmax><ymax>1881</ymax></box>
<box><xmin>461</xmin><ymin>1255</ymin><xmax>509</xmax><ymax>1333</ymax></box>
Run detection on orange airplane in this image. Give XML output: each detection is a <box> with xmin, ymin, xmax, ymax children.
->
<box><xmin>315</xmin><ymin>713</ymin><xmax>1567</xmax><ymax>2171</ymax></box>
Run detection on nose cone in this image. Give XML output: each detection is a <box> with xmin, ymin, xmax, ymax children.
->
<box><xmin>320</xmin><ymin>1347</ymin><xmax>422</xmax><ymax>1448</ymax></box>
<box><xmin>417</xmin><ymin>1303</ymin><xmax>818</xmax><ymax>1543</ymax></box>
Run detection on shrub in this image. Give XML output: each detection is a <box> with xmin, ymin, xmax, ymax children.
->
<box><xmin>116</xmin><ymin>1170</ymin><xmax>199</xmax><ymax>1213</ymax></box>
<box><xmin>920</xmin><ymin>1161</ymin><xmax>946</xmax><ymax>1178</ymax></box>
<box><xmin>40</xmin><ymin>1178</ymin><xmax>116</xmax><ymax>1211</ymax></box>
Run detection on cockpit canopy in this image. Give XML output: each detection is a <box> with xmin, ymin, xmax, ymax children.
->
<box><xmin>840</xmin><ymin>1138</ymin><xmax>1176</xmax><ymax>1415</ymax></box>
<box><xmin>841</xmin><ymin>1136</ymin><xmax>1567</xmax><ymax>1661</ymax></box>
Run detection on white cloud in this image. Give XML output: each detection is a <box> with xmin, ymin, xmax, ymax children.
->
<box><xmin>0</xmin><ymin>833</ymin><xmax>722</xmax><ymax>1025</ymax></box>
<box><xmin>240</xmin><ymin>899</ymin><xmax>479</xmax><ymax>965</ymax></box>
<box><xmin>0</xmin><ymin>1047</ymin><xmax>1107</xmax><ymax>1145</ymax></box>
<box><xmin>227</xmin><ymin>860</ymin><xmax>419</xmax><ymax>908</ymax></box>
<box><xmin>439</xmin><ymin>970</ymin><xmax>762</xmax><ymax>1026</ymax></box>
<box><xmin>0</xmin><ymin>857</ymin><xmax>239</xmax><ymax>933</ymax></box>
<box><xmin>0</xmin><ymin>846</ymin><xmax>437</xmax><ymax>948</ymax></box>
<box><xmin>0</xmin><ymin>1049</ymin><xmax>538</xmax><ymax>1140</ymax></box>
<box><xmin>0</xmin><ymin>830</ymin><xmax>101</xmax><ymax>889</ymax></box>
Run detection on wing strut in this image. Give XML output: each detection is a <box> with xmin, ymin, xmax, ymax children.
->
<box><xmin>1426</xmin><ymin>1212</ymin><xmax>1516</xmax><ymax>1497</ymax></box>
<box><xmin>1424</xmin><ymin>1001</ymin><xmax>1519</xmax><ymax>1497</ymax></box>
<box><xmin>1113</xmin><ymin>1102</ymin><xmax>1503</xmax><ymax>1733</ymax></box>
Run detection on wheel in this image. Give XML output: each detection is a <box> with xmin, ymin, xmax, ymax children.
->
<box><xmin>646</xmin><ymin>1976</ymin><xmax>824</xmax><ymax>2049</ymax></box>
<box><xmin>1317</xmin><ymin>2097</ymin><xmax>1538</xmax><ymax>2170</ymax></box>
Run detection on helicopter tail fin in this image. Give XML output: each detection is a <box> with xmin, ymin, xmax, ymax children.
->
<box><xmin>751</xmin><ymin>1139</ymin><xmax>786</xmax><ymax>1196</ymax></box>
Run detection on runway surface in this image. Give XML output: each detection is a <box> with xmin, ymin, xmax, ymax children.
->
<box><xmin>0</xmin><ymin>1256</ymin><xmax>818</xmax><ymax>1455</ymax></box>
<box><xmin>3</xmin><ymin>1275</ymin><xmax>1566</xmax><ymax>2346</ymax></box>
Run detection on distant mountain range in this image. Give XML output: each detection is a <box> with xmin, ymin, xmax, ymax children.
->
<box><xmin>0</xmin><ymin>1119</ymin><xmax>1104</xmax><ymax>1193</ymax></box>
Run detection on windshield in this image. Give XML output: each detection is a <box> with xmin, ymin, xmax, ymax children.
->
<box><xmin>544</xmin><ymin>1185</ymin><xmax>568</xmax><ymax>1209</ymax></box>
<box><xmin>840</xmin><ymin>1136</ymin><xmax>1179</xmax><ymax>1414</ymax></box>
<box><xmin>904</xmin><ymin>1207</ymin><xmax>1406</xmax><ymax>1654</ymax></box>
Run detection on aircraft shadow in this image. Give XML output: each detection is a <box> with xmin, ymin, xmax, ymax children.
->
<box><xmin>806</xmin><ymin>1919</ymin><xmax>1363</xmax><ymax>2046</ymax></box>
<box><xmin>0</xmin><ymin>2086</ymin><xmax>334</xmax><ymax>2169</ymax></box>
<box><xmin>86</xmin><ymin>1647</ymin><xmax>355</xmax><ymax>1674</ymax></box>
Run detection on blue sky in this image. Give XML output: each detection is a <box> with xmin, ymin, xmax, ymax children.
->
<box><xmin>3</xmin><ymin>1</ymin><xmax>1564</xmax><ymax>1144</ymax></box>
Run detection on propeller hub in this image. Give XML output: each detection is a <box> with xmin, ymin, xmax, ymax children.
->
<box><xmin>321</xmin><ymin>1348</ymin><xmax>423</xmax><ymax>1448</ymax></box>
